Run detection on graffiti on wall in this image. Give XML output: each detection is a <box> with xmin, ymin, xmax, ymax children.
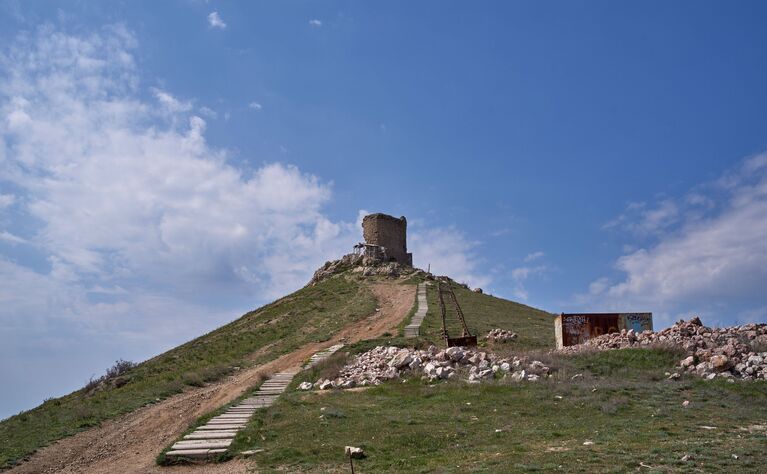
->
<box><xmin>556</xmin><ymin>312</ymin><xmax>652</xmax><ymax>348</ymax></box>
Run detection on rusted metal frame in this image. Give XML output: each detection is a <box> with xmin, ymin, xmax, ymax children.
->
<box><xmin>446</xmin><ymin>284</ymin><xmax>471</xmax><ymax>337</ymax></box>
<box><xmin>437</xmin><ymin>281</ymin><xmax>450</xmax><ymax>345</ymax></box>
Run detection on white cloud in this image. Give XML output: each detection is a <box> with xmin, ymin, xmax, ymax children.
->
<box><xmin>581</xmin><ymin>153</ymin><xmax>767</xmax><ymax>327</ymax></box>
<box><xmin>508</xmin><ymin>264</ymin><xmax>547</xmax><ymax>301</ymax></box>
<box><xmin>0</xmin><ymin>231</ymin><xmax>27</xmax><ymax>245</ymax></box>
<box><xmin>198</xmin><ymin>106</ymin><xmax>217</xmax><ymax>119</ymax></box>
<box><xmin>207</xmin><ymin>11</ymin><xmax>227</xmax><ymax>29</ymax></box>
<box><xmin>248</xmin><ymin>101</ymin><xmax>262</xmax><ymax>110</ymax></box>
<box><xmin>0</xmin><ymin>24</ymin><xmax>377</xmax><ymax>415</ymax></box>
<box><xmin>410</xmin><ymin>227</ymin><xmax>489</xmax><ymax>289</ymax></box>
<box><xmin>604</xmin><ymin>199</ymin><xmax>679</xmax><ymax>235</ymax></box>
<box><xmin>0</xmin><ymin>23</ymin><xmax>497</xmax><ymax>416</ymax></box>
<box><xmin>152</xmin><ymin>87</ymin><xmax>192</xmax><ymax>113</ymax></box>
<box><xmin>524</xmin><ymin>251</ymin><xmax>544</xmax><ymax>262</ymax></box>
<box><xmin>0</xmin><ymin>194</ymin><xmax>15</xmax><ymax>208</ymax></box>
<box><xmin>309</xmin><ymin>19</ymin><xmax>322</xmax><ymax>27</ymax></box>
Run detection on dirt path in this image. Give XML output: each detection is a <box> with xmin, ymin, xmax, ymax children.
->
<box><xmin>11</xmin><ymin>281</ymin><xmax>415</xmax><ymax>474</ymax></box>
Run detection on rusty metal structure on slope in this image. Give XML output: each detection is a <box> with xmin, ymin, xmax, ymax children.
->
<box><xmin>437</xmin><ymin>281</ymin><xmax>477</xmax><ymax>347</ymax></box>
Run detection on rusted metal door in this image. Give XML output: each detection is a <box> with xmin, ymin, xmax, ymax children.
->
<box><xmin>561</xmin><ymin>313</ymin><xmax>619</xmax><ymax>347</ymax></box>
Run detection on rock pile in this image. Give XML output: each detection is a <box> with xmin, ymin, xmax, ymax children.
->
<box><xmin>308</xmin><ymin>253</ymin><xmax>424</xmax><ymax>286</ymax></box>
<box><xmin>561</xmin><ymin>317</ymin><xmax>767</xmax><ymax>380</ymax></box>
<box><xmin>309</xmin><ymin>345</ymin><xmax>551</xmax><ymax>389</ymax></box>
<box><xmin>486</xmin><ymin>328</ymin><xmax>517</xmax><ymax>343</ymax></box>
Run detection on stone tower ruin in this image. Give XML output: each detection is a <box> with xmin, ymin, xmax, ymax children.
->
<box><xmin>360</xmin><ymin>213</ymin><xmax>413</xmax><ymax>266</ymax></box>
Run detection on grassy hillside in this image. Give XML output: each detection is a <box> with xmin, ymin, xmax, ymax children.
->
<box><xmin>230</xmin><ymin>347</ymin><xmax>767</xmax><ymax>472</ymax></box>
<box><xmin>0</xmin><ymin>275</ymin><xmax>376</xmax><ymax>469</ymax></box>
<box><xmin>226</xmin><ymin>289</ymin><xmax>767</xmax><ymax>472</ymax></box>
<box><xmin>420</xmin><ymin>281</ymin><xmax>556</xmax><ymax>350</ymax></box>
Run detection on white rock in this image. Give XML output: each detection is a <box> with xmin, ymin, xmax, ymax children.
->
<box><xmin>298</xmin><ymin>382</ymin><xmax>313</xmax><ymax>391</ymax></box>
<box><xmin>388</xmin><ymin>350</ymin><xmax>412</xmax><ymax>369</ymax></box>
<box><xmin>345</xmin><ymin>446</ymin><xmax>365</xmax><ymax>459</ymax></box>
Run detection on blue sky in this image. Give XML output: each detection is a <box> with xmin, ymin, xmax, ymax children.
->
<box><xmin>1</xmin><ymin>1</ymin><xmax>766</xmax><ymax>418</ymax></box>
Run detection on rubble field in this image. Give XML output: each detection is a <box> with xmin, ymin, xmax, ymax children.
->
<box><xmin>561</xmin><ymin>317</ymin><xmax>767</xmax><ymax>380</ymax></box>
<box><xmin>303</xmin><ymin>345</ymin><xmax>551</xmax><ymax>390</ymax></box>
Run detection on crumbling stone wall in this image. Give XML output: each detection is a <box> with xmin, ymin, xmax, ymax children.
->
<box><xmin>362</xmin><ymin>213</ymin><xmax>413</xmax><ymax>266</ymax></box>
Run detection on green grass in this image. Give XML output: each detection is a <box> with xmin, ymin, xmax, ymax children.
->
<box><xmin>229</xmin><ymin>347</ymin><xmax>767</xmax><ymax>472</ymax></box>
<box><xmin>420</xmin><ymin>281</ymin><xmax>556</xmax><ymax>350</ymax></box>
<box><xmin>0</xmin><ymin>275</ymin><xmax>377</xmax><ymax>469</ymax></box>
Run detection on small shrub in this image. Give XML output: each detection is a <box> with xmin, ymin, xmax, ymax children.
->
<box><xmin>82</xmin><ymin>359</ymin><xmax>137</xmax><ymax>395</ymax></box>
<box><xmin>182</xmin><ymin>372</ymin><xmax>205</xmax><ymax>387</ymax></box>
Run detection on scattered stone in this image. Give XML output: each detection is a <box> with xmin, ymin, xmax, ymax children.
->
<box><xmin>388</xmin><ymin>349</ymin><xmax>413</xmax><ymax>369</ymax></box>
<box><xmin>680</xmin><ymin>454</ymin><xmax>691</xmax><ymax>462</ymax></box>
<box><xmin>308</xmin><ymin>253</ymin><xmax>421</xmax><ymax>286</ymax></box>
<box><xmin>345</xmin><ymin>446</ymin><xmax>365</xmax><ymax>459</ymax></box>
<box><xmin>682</xmin><ymin>400</ymin><xmax>690</xmax><ymax>407</ymax></box>
<box><xmin>486</xmin><ymin>328</ymin><xmax>518</xmax><ymax>343</ymax></box>
<box><xmin>240</xmin><ymin>449</ymin><xmax>264</xmax><ymax>456</ymax></box>
<box><xmin>324</xmin><ymin>345</ymin><xmax>551</xmax><ymax>387</ymax></box>
<box><xmin>560</xmin><ymin>317</ymin><xmax>767</xmax><ymax>381</ymax></box>
<box><xmin>298</xmin><ymin>382</ymin><xmax>313</xmax><ymax>391</ymax></box>
<box><xmin>668</xmin><ymin>373</ymin><xmax>680</xmax><ymax>380</ymax></box>
<box><xmin>583</xmin><ymin>440</ymin><xmax>594</xmax><ymax>446</ymax></box>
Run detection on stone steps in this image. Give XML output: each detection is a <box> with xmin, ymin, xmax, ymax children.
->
<box><xmin>404</xmin><ymin>283</ymin><xmax>428</xmax><ymax>338</ymax></box>
<box><xmin>304</xmin><ymin>343</ymin><xmax>345</xmax><ymax>369</ymax></box>
<box><xmin>164</xmin><ymin>343</ymin><xmax>346</xmax><ymax>462</ymax></box>
<box><xmin>163</xmin><ymin>369</ymin><xmax>296</xmax><ymax>461</ymax></box>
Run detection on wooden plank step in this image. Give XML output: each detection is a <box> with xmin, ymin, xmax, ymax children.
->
<box><xmin>166</xmin><ymin>448</ymin><xmax>227</xmax><ymax>458</ymax></box>
<box><xmin>185</xmin><ymin>433</ymin><xmax>237</xmax><ymax>440</ymax></box>
<box><xmin>172</xmin><ymin>440</ymin><xmax>232</xmax><ymax>448</ymax></box>
<box><xmin>196</xmin><ymin>424</ymin><xmax>245</xmax><ymax>430</ymax></box>
<box><xmin>171</xmin><ymin>441</ymin><xmax>232</xmax><ymax>450</ymax></box>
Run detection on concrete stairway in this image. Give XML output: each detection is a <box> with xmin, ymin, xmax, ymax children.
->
<box><xmin>404</xmin><ymin>283</ymin><xmax>428</xmax><ymax>338</ymax></box>
<box><xmin>164</xmin><ymin>344</ymin><xmax>346</xmax><ymax>461</ymax></box>
<box><xmin>304</xmin><ymin>343</ymin><xmax>345</xmax><ymax>369</ymax></box>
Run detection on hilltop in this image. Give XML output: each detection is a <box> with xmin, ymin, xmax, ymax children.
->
<box><xmin>1</xmin><ymin>258</ymin><xmax>766</xmax><ymax>472</ymax></box>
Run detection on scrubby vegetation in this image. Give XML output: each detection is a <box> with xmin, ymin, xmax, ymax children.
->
<box><xmin>0</xmin><ymin>275</ymin><xmax>376</xmax><ymax>469</ymax></box>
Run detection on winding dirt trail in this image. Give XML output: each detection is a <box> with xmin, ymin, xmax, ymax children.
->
<box><xmin>11</xmin><ymin>282</ymin><xmax>415</xmax><ymax>474</ymax></box>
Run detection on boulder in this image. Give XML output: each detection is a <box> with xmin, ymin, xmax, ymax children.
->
<box><xmin>389</xmin><ymin>350</ymin><xmax>412</xmax><ymax>369</ymax></box>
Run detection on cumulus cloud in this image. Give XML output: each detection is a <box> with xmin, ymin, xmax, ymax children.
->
<box><xmin>309</xmin><ymin>19</ymin><xmax>322</xmax><ymax>27</ymax></box>
<box><xmin>207</xmin><ymin>11</ymin><xmax>226</xmax><ymax>29</ymax></box>
<box><xmin>0</xmin><ymin>24</ymin><xmax>368</xmax><ymax>415</ymax></box>
<box><xmin>248</xmin><ymin>101</ymin><xmax>262</xmax><ymax>110</ymax></box>
<box><xmin>410</xmin><ymin>227</ymin><xmax>489</xmax><ymax>289</ymax></box>
<box><xmin>582</xmin><ymin>154</ymin><xmax>767</xmax><ymax>327</ymax></box>
<box><xmin>0</xmin><ymin>24</ymin><xmax>490</xmax><ymax>416</ymax></box>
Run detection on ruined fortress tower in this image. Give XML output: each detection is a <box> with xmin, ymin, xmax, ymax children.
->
<box><xmin>361</xmin><ymin>213</ymin><xmax>413</xmax><ymax>266</ymax></box>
